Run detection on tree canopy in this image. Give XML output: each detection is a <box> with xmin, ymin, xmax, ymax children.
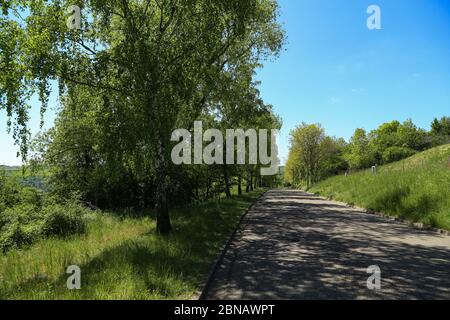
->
<box><xmin>285</xmin><ymin>117</ymin><xmax>449</xmax><ymax>189</ymax></box>
<box><xmin>1</xmin><ymin>0</ymin><xmax>285</xmax><ymax>234</ymax></box>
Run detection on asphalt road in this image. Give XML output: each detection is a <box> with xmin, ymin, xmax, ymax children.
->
<box><xmin>205</xmin><ymin>189</ymin><xmax>450</xmax><ymax>300</ymax></box>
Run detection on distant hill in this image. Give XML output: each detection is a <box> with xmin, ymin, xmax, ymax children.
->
<box><xmin>0</xmin><ymin>165</ymin><xmax>20</xmax><ymax>171</ymax></box>
<box><xmin>310</xmin><ymin>144</ymin><xmax>450</xmax><ymax>231</ymax></box>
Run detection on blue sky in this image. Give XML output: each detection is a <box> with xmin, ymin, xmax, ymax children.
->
<box><xmin>1</xmin><ymin>0</ymin><xmax>450</xmax><ymax>165</ymax></box>
<box><xmin>257</xmin><ymin>0</ymin><xmax>450</xmax><ymax>164</ymax></box>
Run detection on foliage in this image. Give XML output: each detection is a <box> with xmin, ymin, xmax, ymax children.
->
<box><xmin>0</xmin><ymin>173</ymin><xmax>21</xmax><ymax>211</ymax></box>
<box><xmin>310</xmin><ymin>144</ymin><xmax>450</xmax><ymax>231</ymax></box>
<box><xmin>431</xmin><ymin>116</ymin><xmax>450</xmax><ymax>136</ymax></box>
<box><xmin>381</xmin><ymin>146</ymin><xmax>415</xmax><ymax>164</ymax></box>
<box><xmin>0</xmin><ymin>189</ymin><xmax>265</xmax><ymax>299</ymax></box>
<box><xmin>0</xmin><ymin>173</ymin><xmax>89</xmax><ymax>252</ymax></box>
<box><xmin>286</xmin><ymin>117</ymin><xmax>449</xmax><ymax>189</ymax></box>
<box><xmin>344</xmin><ymin>119</ymin><xmax>431</xmax><ymax>170</ymax></box>
<box><xmin>344</xmin><ymin>128</ymin><xmax>376</xmax><ymax>169</ymax></box>
<box><xmin>285</xmin><ymin>123</ymin><xmax>347</xmax><ymax>188</ymax></box>
<box><xmin>1</xmin><ymin>0</ymin><xmax>285</xmax><ymax>234</ymax></box>
<box><xmin>40</xmin><ymin>203</ymin><xmax>87</xmax><ymax>237</ymax></box>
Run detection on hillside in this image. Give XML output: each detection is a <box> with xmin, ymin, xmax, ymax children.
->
<box><xmin>310</xmin><ymin>144</ymin><xmax>450</xmax><ymax>230</ymax></box>
<box><xmin>0</xmin><ymin>165</ymin><xmax>20</xmax><ymax>172</ymax></box>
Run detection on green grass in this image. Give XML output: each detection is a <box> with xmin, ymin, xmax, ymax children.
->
<box><xmin>310</xmin><ymin>144</ymin><xmax>450</xmax><ymax>230</ymax></box>
<box><xmin>0</xmin><ymin>189</ymin><xmax>265</xmax><ymax>300</ymax></box>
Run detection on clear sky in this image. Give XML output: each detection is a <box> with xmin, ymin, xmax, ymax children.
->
<box><xmin>256</xmin><ymin>0</ymin><xmax>450</xmax><ymax>164</ymax></box>
<box><xmin>1</xmin><ymin>0</ymin><xmax>450</xmax><ymax>165</ymax></box>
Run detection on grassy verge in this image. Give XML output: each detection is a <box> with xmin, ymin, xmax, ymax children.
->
<box><xmin>310</xmin><ymin>144</ymin><xmax>450</xmax><ymax>231</ymax></box>
<box><xmin>0</xmin><ymin>189</ymin><xmax>265</xmax><ymax>299</ymax></box>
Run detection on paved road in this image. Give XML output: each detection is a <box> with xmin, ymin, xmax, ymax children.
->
<box><xmin>205</xmin><ymin>190</ymin><xmax>450</xmax><ymax>300</ymax></box>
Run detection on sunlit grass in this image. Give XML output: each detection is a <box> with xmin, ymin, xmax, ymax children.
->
<box><xmin>0</xmin><ymin>189</ymin><xmax>264</xmax><ymax>299</ymax></box>
<box><xmin>310</xmin><ymin>144</ymin><xmax>450</xmax><ymax>230</ymax></box>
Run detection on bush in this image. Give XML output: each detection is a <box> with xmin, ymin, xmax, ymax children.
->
<box><xmin>0</xmin><ymin>204</ymin><xmax>43</xmax><ymax>252</ymax></box>
<box><xmin>0</xmin><ymin>174</ymin><xmax>21</xmax><ymax>210</ymax></box>
<box><xmin>41</xmin><ymin>203</ymin><xmax>87</xmax><ymax>237</ymax></box>
<box><xmin>382</xmin><ymin>146</ymin><xmax>416</xmax><ymax>164</ymax></box>
<box><xmin>0</xmin><ymin>204</ymin><xmax>41</xmax><ymax>228</ymax></box>
<box><xmin>0</xmin><ymin>223</ymin><xmax>35</xmax><ymax>252</ymax></box>
<box><xmin>20</xmin><ymin>187</ymin><xmax>44</xmax><ymax>207</ymax></box>
<box><xmin>0</xmin><ymin>200</ymin><xmax>88</xmax><ymax>252</ymax></box>
<box><xmin>0</xmin><ymin>172</ymin><xmax>91</xmax><ymax>252</ymax></box>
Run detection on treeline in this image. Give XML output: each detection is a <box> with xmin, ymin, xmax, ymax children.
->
<box><xmin>1</xmin><ymin>1</ymin><xmax>285</xmax><ymax>234</ymax></box>
<box><xmin>285</xmin><ymin>117</ymin><xmax>450</xmax><ymax>189</ymax></box>
<box><xmin>29</xmin><ymin>90</ymin><xmax>281</xmax><ymax>209</ymax></box>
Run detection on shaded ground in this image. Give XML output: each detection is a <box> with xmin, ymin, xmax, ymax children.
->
<box><xmin>205</xmin><ymin>190</ymin><xmax>450</xmax><ymax>300</ymax></box>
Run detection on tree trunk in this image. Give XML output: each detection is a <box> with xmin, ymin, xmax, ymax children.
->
<box><xmin>250</xmin><ymin>171</ymin><xmax>254</xmax><ymax>191</ymax></box>
<box><xmin>195</xmin><ymin>176</ymin><xmax>199</xmax><ymax>199</ymax></box>
<box><xmin>238</xmin><ymin>175</ymin><xmax>242</xmax><ymax>195</ymax></box>
<box><xmin>223</xmin><ymin>165</ymin><xmax>232</xmax><ymax>198</ymax></box>
<box><xmin>155</xmin><ymin>137</ymin><xmax>172</xmax><ymax>235</ymax></box>
<box><xmin>246</xmin><ymin>167</ymin><xmax>251</xmax><ymax>193</ymax></box>
<box><xmin>206</xmin><ymin>176</ymin><xmax>211</xmax><ymax>199</ymax></box>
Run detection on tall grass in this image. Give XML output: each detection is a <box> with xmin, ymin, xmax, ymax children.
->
<box><xmin>0</xmin><ymin>190</ymin><xmax>264</xmax><ymax>299</ymax></box>
<box><xmin>310</xmin><ymin>145</ymin><xmax>450</xmax><ymax>230</ymax></box>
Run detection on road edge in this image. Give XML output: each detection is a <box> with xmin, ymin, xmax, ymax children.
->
<box><xmin>304</xmin><ymin>190</ymin><xmax>450</xmax><ymax>236</ymax></box>
<box><xmin>192</xmin><ymin>189</ymin><xmax>268</xmax><ymax>300</ymax></box>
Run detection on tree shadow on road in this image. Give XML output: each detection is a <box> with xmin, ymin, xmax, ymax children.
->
<box><xmin>206</xmin><ymin>190</ymin><xmax>450</xmax><ymax>300</ymax></box>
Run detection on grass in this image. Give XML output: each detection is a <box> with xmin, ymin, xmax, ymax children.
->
<box><xmin>0</xmin><ymin>189</ymin><xmax>265</xmax><ymax>299</ymax></box>
<box><xmin>310</xmin><ymin>144</ymin><xmax>450</xmax><ymax>231</ymax></box>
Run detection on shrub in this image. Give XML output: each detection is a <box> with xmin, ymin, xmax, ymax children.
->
<box><xmin>0</xmin><ymin>223</ymin><xmax>35</xmax><ymax>252</ymax></box>
<box><xmin>0</xmin><ymin>204</ymin><xmax>41</xmax><ymax>227</ymax></box>
<box><xmin>0</xmin><ymin>200</ymin><xmax>88</xmax><ymax>252</ymax></box>
<box><xmin>382</xmin><ymin>146</ymin><xmax>416</xmax><ymax>164</ymax></box>
<box><xmin>0</xmin><ymin>172</ymin><xmax>91</xmax><ymax>252</ymax></box>
<box><xmin>0</xmin><ymin>174</ymin><xmax>21</xmax><ymax>209</ymax></box>
<box><xmin>19</xmin><ymin>187</ymin><xmax>44</xmax><ymax>207</ymax></box>
<box><xmin>41</xmin><ymin>203</ymin><xmax>87</xmax><ymax>237</ymax></box>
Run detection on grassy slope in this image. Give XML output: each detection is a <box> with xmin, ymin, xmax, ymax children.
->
<box><xmin>310</xmin><ymin>144</ymin><xmax>450</xmax><ymax>230</ymax></box>
<box><xmin>0</xmin><ymin>189</ymin><xmax>265</xmax><ymax>299</ymax></box>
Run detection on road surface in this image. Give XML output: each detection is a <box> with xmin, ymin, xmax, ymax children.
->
<box><xmin>205</xmin><ymin>190</ymin><xmax>450</xmax><ymax>300</ymax></box>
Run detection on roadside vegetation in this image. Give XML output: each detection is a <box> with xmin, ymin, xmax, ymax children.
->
<box><xmin>0</xmin><ymin>188</ymin><xmax>264</xmax><ymax>299</ymax></box>
<box><xmin>285</xmin><ymin>117</ymin><xmax>450</xmax><ymax>230</ymax></box>
<box><xmin>1</xmin><ymin>0</ymin><xmax>284</xmax><ymax>235</ymax></box>
<box><xmin>0</xmin><ymin>173</ymin><xmax>89</xmax><ymax>253</ymax></box>
<box><xmin>310</xmin><ymin>144</ymin><xmax>450</xmax><ymax>230</ymax></box>
<box><xmin>285</xmin><ymin>117</ymin><xmax>450</xmax><ymax>189</ymax></box>
<box><xmin>0</xmin><ymin>1</ymin><xmax>283</xmax><ymax>300</ymax></box>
